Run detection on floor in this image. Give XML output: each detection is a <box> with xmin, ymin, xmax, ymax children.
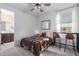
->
<box><xmin>0</xmin><ymin>45</ymin><xmax>79</xmax><ymax>56</ymax></box>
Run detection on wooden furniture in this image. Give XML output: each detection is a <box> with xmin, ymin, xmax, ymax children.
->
<box><xmin>64</xmin><ymin>33</ymin><xmax>76</xmax><ymax>55</ymax></box>
<box><xmin>1</xmin><ymin>33</ymin><xmax>14</xmax><ymax>44</ymax></box>
<box><xmin>53</xmin><ymin>32</ymin><xmax>79</xmax><ymax>53</ymax></box>
<box><xmin>53</xmin><ymin>32</ymin><xmax>61</xmax><ymax>49</ymax></box>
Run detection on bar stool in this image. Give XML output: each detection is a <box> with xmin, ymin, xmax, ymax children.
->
<box><xmin>64</xmin><ymin>33</ymin><xmax>76</xmax><ymax>55</ymax></box>
<box><xmin>53</xmin><ymin>32</ymin><xmax>61</xmax><ymax>50</ymax></box>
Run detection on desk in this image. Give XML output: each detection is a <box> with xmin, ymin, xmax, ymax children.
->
<box><xmin>53</xmin><ymin>32</ymin><xmax>79</xmax><ymax>52</ymax></box>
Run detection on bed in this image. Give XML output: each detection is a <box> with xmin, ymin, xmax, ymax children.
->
<box><xmin>20</xmin><ymin>33</ymin><xmax>52</xmax><ymax>56</ymax></box>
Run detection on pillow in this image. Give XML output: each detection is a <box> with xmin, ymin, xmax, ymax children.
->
<box><xmin>43</xmin><ymin>38</ymin><xmax>49</xmax><ymax>41</ymax></box>
<box><xmin>40</xmin><ymin>32</ymin><xmax>46</xmax><ymax>37</ymax></box>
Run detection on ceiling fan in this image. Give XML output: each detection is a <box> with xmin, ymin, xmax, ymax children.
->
<box><xmin>30</xmin><ymin>3</ymin><xmax>51</xmax><ymax>12</ymax></box>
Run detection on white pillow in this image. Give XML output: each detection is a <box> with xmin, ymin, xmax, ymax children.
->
<box><xmin>43</xmin><ymin>38</ymin><xmax>49</xmax><ymax>41</ymax></box>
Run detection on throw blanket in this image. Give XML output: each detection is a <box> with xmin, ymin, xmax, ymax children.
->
<box><xmin>20</xmin><ymin>35</ymin><xmax>52</xmax><ymax>56</ymax></box>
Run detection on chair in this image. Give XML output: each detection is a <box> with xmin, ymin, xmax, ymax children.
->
<box><xmin>53</xmin><ymin>32</ymin><xmax>61</xmax><ymax>50</ymax></box>
<box><xmin>64</xmin><ymin>33</ymin><xmax>76</xmax><ymax>55</ymax></box>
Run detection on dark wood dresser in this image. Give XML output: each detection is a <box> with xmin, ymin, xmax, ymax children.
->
<box><xmin>1</xmin><ymin>33</ymin><xmax>14</xmax><ymax>44</ymax></box>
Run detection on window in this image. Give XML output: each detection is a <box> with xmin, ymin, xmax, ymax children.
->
<box><xmin>0</xmin><ymin>8</ymin><xmax>14</xmax><ymax>33</ymax></box>
<box><xmin>56</xmin><ymin>8</ymin><xmax>72</xmax><ymax>32</ymax></box>
<box><xmin>60</xmin><ymin>10</ymin><xmax>72</xmax><ymax>32</ymax></box>
<box><xmin>60</xmin><ymin>23</ymin><xmax>72</xmax><ymax>32</ymax></box>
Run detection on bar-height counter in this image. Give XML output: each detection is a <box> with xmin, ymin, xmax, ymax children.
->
<box><xmin>53</xmin><ymin>32</ymin><xmax>79</xmax><ymax>52</ymax></box>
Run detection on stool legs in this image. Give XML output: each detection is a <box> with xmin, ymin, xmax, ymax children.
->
<box><xmin>59</xmin><ymin>38</ymin><xmax>61</xmax><ymax>50</ymax></box>
<box><xmin>72</xmin><ymin>40</ymin><xmax>77</xmax><ymax>55</ymax></box>
<box><xmin>64</xmin><ymin>39</ymin><xmax>77</xmax><ymax>55</ymax></box>
<box><xmin>64</xmin><ymin>39</ymin><xmax>67</xmax><ymax>52</ymax></box>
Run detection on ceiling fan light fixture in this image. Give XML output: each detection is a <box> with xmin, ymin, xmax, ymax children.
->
<box><xmin>30</xmin><ymin>3</ymin><xmax>51</xmax><ymax>12</ymax></box>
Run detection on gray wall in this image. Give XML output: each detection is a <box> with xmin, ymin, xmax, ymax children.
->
<box><xmin>37</xmin><ymin>7</ymin><xmax>78</xmax><ymax>46</ymax></box>
<box><xmin>77</xmin><ymin>5</ymin><xmax>79</xmax><ymax>32</ymax></box>
<box><xmin>38</xmin><ymin>13</ymin><xmax>57</xmax><ymax>32</ymax></box>
<box><xmin>37</xmin><ymin>12</ymin><xmax>57</xmax><ymax>38</ymax></box>
<box><xmin>0</xmin><ymin>4</ymin><xmax>37</xmax><ymax>46</ymax></box>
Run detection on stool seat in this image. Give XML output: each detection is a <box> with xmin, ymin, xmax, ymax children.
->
<box><xmin>64</xmin><ymin>33</ymin><xmax>76</xmax><ymax>55</ymax></box>
<box><xmin>53</xmin><ymin>32</ymin><xmax>61</xmax><ymax>50</ymax></box>
<box><xmin>66</xmin><ymin>33</ymin><xmax>74</xmax><ymax>40</ymax></box>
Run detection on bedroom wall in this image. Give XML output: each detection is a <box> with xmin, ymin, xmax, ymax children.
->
<box><xmin>0</xmin><ymin>4</ymin><xmax>37</xmax><ymax>46</ymax></box>
<box><xmin>77</xmin><ymin>4</ymin><xmax>79</xmax><ymax>32</ymax></box>
<box><xmin>37</xmin><ymin>4</ymin><xmax>79</xmax><ymax>46</ymax></box>
<box><xmin>37</xmin><ymin>12</ymin><xmax>57</xmax><ymax>37</ymax></box>
<box><xmin>37</xmin><ymin>12</ymin><xmax>74</xmax><ymax>45</ymax></box>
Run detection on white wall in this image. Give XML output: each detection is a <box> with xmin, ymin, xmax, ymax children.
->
<box><xmin>0</xmin><ymin>4</ymin><xmax>37</xmax><ymax>46</ymax></box>
<box><xmin>37</xmin><ymin>5</ymin><xmax>79</xmax><ymax>46</ymax></box>
<box><xmin>38</xmin><ymin>12</ymin><xmax>57</xmax><ymax>36</ymax></box>
<box><xmin>72</xmin><ymin>4</ymin><xmax>79</xmax><ymax>33</ymax></box>
<box><xmin>37</xmin><ymin>12</ymin><xmax>58</xmax><ymax>38</ymax></box>
<box><xmin>77</xmin><ymin>4</ymin><xmax>79</xmax><ymax>32</ymax></box>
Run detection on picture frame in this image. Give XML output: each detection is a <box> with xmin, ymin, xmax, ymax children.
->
<box><xmin>41</xmin><ymin>20</ymin><xmax>50</xmax><ymax>30</ymax></box>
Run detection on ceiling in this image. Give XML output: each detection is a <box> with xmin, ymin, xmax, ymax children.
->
<box><xmin>4</xmin><ymin>3</ymin><xmax>74</xmax><ymax>17</ymax></box>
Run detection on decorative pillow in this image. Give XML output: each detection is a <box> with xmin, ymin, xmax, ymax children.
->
<box><xmin>43</xmin><ymin>38</ymin><xmax>49</xmax><ymax>41</ymax></box>
<box><xmin>40</xmin><ymin>32</ymin><xmax>46</xmax><ymax>37</ymax></box>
